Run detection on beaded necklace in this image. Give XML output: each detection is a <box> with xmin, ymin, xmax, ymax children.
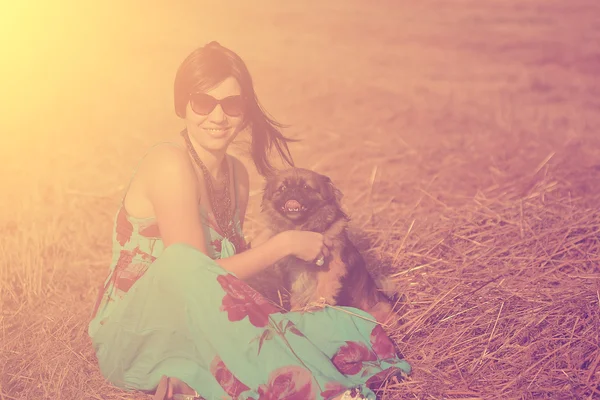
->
<box><xmin>180</xmin><ymin>129</ymin><xmax>236</xmax><ymax>241</ymax></box>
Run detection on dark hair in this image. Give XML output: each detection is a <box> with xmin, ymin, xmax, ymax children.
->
<box><xmin>174</xmin><ymin>41</ymin><xmax>296</xmax><ymax>176</ymax></box>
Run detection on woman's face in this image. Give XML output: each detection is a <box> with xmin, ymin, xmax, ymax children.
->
<box><xmin>184</xmin><ymin>76</ymin><xmax>246</xmax><ymax>153</ymax></box>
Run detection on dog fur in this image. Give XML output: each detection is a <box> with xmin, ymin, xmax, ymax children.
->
<box><xmin>258</xmin><ymin>167</ymin><xmax>398</xmax><ymax>325</ymax></box>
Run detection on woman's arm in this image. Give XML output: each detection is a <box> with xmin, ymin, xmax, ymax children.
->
<box><xmin>217</xmin><ymin>232</ymin><xmax>292</xmax><ymax>279</ymax></box>
<box><xmin>249</xmin><ymin>227</ymin><xmax>276</xmax><ymax>248</ymax></box>
<box><xmin>140</xmin><ymin>145</ymin><xmax>296</xmax><ymax>280</ymax></box>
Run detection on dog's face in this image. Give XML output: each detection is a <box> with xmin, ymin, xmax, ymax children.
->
<box><xmin>262</xmin><ymin>168</ymin><xmax>342</xmax><ymax>223</ymax></box>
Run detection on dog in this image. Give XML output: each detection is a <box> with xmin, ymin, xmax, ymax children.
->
<box><xmin>257</xmin><ymin>167</ymin><xmax>398</xmax><ymax>325</ymax></box>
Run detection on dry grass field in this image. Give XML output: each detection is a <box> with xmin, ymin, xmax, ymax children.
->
<box><xmin>1</xmin><ymin>0</ymin><xmax>600</xmax><ymax>399</ymax></box>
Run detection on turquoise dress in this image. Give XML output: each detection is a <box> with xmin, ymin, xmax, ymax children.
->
<box><xmin>88</xmin><ymin>146</ymin><xmax>411</xmax><ymax>400</ymax></box>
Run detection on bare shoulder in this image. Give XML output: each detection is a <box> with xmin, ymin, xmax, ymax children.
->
<box><xmin>138</xmin><ymin>143</ymin><xmax>198</xmax><ymax>197</ymax></box>
<box><xmin>130</xmin><ymin>142</ymin><xmax>207</xmax><ymax>250</ymax></box>
<box><xmin>143</xmin><ymin>143</ymin><xmax>190</xmax><ymax>169</ymax></box>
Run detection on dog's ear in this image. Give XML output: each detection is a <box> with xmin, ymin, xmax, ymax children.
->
<box><xmin>262</xmin><ymin>178</ymin><xmax>275</xmax><ymax>203</ymax></box>
<box><xmin>319</xmin><ymin>174</ymin><xmax>344</xmax><ymax>206</ymax></box>
<box><xmin>261</xmin><ymin>170</ymin><xmax>280</xmax><ymax>203</ymax></box>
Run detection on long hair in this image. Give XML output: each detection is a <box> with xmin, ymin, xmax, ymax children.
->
<box><xmin>173</xmin><ymin>41</ymin><xmax>296</xmax><ymax>176</ymax></box>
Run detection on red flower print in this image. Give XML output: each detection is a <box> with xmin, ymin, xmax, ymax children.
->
<box><xmin>115</xmin><ymin>207</ymin><xmax>133</xmax><ymax>246</ymax></box>
<box><xmin>211</xmin><ymin>239</ymin><xmax>223</xmax><ymax>253</ymax></box>
<box><xmin>114</xmin><ymin>263</ymin><xmax>150</xmax><ymax>292</ymax></box>
<box><xmin>257</xmin><ymin>366</ymin><xmax>316</xmax><ymax>400</ymax></box>
<box><xmin>139</xmin><ymin>223</ymin><xmax>161</xmax><ymax>238</ymax></box>
<box><xmin>332</xmin><ymin>341</ymin><xmax>377</xmax><ymax>375</ymax></box>
<box><xmin>217</xmin><ymin>274</ymin><xmax>280</xmax><ymax>327</ymax></box>
<box><xmin>320</xmin><ymin>382</ymin><xmax>348</xmax><ymax>400</ymax></box>
<box><xmin>112</xmin><ymin>247</ymin><xmax>154</xmax><ymax>293</ymax></box>
<box><xmin>140</xmin><ymin>251</ymin><xmax>156</xmax><ymax>263</ymax></box>
<box><xmin>370</xmin><ymin>325</ymin><xmax>396</xmax><ymax>360</ymax></box>
<box><xmin>114</xmin><ymin>248</ymin><xmax>135</xmax><ymax>271</ymax></box>
<box><xmin>115</xmin><ymin>274</ymin><xmax>136</xmax><ymax>292</ymax></box>
<box><xmin>91</xmin><ymin>246</ymin><xmax>155</xmax><ymax>319</ymax></box>
<box><xmin>210</xmin><ymin>356</ymin><xmax>250</xmax><ymax>398</ymax></box>
<box><xmin>366</xmin><ymin>367</ymin><xmax>403</xmax><ymax>389</ymax></box>
<box><xmin>233</xmin><ymin>233</ymin><xmax>248</xmax><ymax>253</ymax></box>
<box><xmin>214</xmin><ymin>235</ymin><xmax>247</xmax><ymax>255</ymax></box>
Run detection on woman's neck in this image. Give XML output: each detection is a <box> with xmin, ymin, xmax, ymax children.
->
<box><xmin>185</xmin><ymin>136</ymin><xmax>227</xmax><ymax>181</ymax></box>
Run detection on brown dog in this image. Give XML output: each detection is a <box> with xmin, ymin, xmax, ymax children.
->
<box><xmin>258</xmin><ymin>167</ymin><xmax>398</xmax><ymax>325</ymax></box>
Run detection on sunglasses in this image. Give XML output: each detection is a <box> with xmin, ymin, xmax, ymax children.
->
<box><xmin>189</xmin><ymin>93</ymin><xmax>245</xmax><ymax>117</ymax></box>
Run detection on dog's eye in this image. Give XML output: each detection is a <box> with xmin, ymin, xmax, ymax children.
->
<box><xmin>303</xmin><ymin>184</ymin><xmax>310</xmax><ymax>190</ymax></box>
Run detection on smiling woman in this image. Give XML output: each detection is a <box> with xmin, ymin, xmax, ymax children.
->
<box><xmin>87</xmin><ymin>41</ymin><xmax>411</xmax><ymax>399</ymax></box>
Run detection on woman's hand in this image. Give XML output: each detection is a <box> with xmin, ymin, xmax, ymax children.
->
<box><xmin>280</xmin><ymin>231</ymin><xmax>333</xmax><ymax>264</ymax></box>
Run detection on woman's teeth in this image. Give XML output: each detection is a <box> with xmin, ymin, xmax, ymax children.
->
<box><xmin>204</xmin><ymin>127</ymin><xmax>229</xmax><ymax>137</ymax></box>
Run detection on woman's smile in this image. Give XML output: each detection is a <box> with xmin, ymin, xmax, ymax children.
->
<box><xmin>202</xmin><ymin>126</ymin><xmax>231</xmax><ymax>138</ymax></box>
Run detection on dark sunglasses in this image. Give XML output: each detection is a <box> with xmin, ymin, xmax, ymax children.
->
<box><xmin>189</xmin><ymin>93</ymin><xmax>245</xmax><ymax>117</ymax></box>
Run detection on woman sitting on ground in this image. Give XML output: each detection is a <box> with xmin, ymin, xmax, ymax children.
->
<box><xmin>88</xmin><ymin>41</ymin><xmax>411</xmax><ymax>400</ymax></box>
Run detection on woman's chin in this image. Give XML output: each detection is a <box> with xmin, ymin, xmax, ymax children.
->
<box><xmin>188</xmin><ymin>128</ymin><xmax>236</xmax><ymax>151</ymax></box>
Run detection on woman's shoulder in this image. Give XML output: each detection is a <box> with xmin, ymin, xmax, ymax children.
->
<box><xmin>140</xmin><ymin>141</ymin><xmax>190</xmax><ymax>169</ymax></box>
<box><xmin>145</xmin><ymin>140</ymin><xmax>187</xmax><ymax>158</ymax></box>
<box><xmin>136</xmin><ymin>141</ymin><xmax>197</xmax><ymax>188</ymax></box>
<box><xmin>122</xmin><ymin>141</ymin><xmax>196</xmax><ymax>219</ymax></box>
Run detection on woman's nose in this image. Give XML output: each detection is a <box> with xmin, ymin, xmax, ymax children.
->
<box><xmin>208</xmin><ymin>104</ymin><xmax>226</xmax><ymax>122</ymax></box>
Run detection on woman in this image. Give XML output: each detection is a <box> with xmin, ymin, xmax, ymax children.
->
<box><xmin>89</xmin><ymin>41</ymin><xmax>411</xmax><ymax>400</ymax></box>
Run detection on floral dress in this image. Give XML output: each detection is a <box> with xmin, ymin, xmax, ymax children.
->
<box><xmin>88</xmin><ymin>147</ymin><xmax>411</xmax><ymax>400</ymax></box>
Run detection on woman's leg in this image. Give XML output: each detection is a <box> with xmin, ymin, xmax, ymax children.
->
<box><xmin>91</xmin><ymin>243</ymin><xmax>410</xmax><ymax>399</ymax></box>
